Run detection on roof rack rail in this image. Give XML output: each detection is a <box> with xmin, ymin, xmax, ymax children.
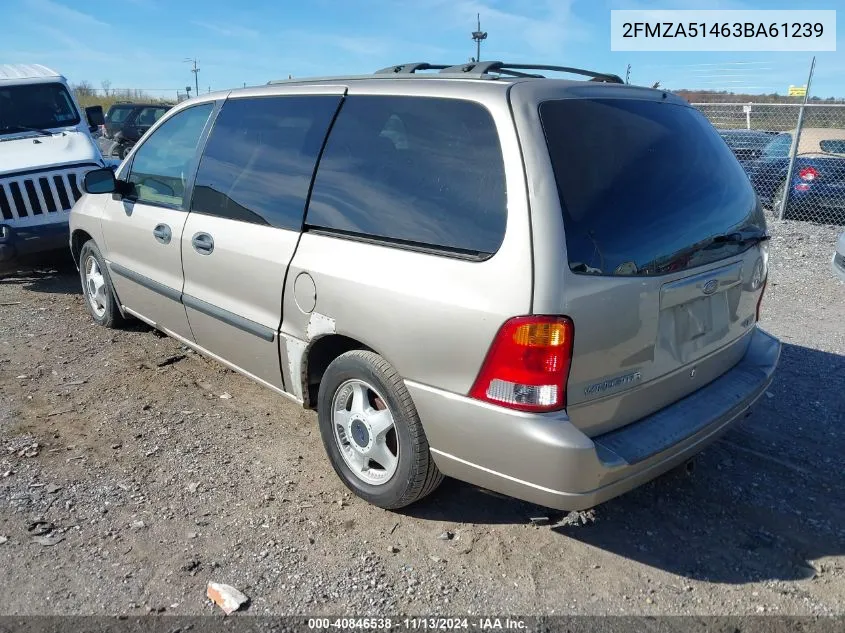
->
<box><xmin>375</xmin><ymin>63</ymin><xmax>452</xmax><ymax>74</ymax></box>
<box><xmin>438</xmin><ymin>61</ymin><xmax>625</xmax><ymax>84</ymax></box>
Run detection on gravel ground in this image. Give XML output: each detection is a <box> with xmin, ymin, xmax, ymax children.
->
<box><xmin>0</xmin><ymin>219</ymin><xmax>843</xmax><ymax>617</ymax></box>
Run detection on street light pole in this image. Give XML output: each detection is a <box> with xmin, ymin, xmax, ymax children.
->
<box><xmin>471</xmin><ymin>13</ymin><xmax>487</xmax><ymax>63</ymax></box>
<box><xmin>184</xmin><ymin>58</ymin><xmax>200</xmax><ymax>96</ymax></box>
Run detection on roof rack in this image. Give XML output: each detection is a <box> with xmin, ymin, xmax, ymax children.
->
<box><xmin>438</xmin><ymin>61</ymin><xmax>625</xmax><ymax>84</ymax></box>
<box><xmin>375</xmin><ymin>63</ymin><xmax>452</xmax><ymax>74</ymax></box>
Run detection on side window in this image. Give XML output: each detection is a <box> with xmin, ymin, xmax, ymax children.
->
<box><xmin>190</xmin><ymin>95</ymin><xmax>341</xmax><ymax>230</ymax></box>
<box><xmin>108</xmin><ymin>106</ymin><xmax>132</xmax><ymax>124</ymax></box>
<box><xmin>306</xmin><ymin>96</ymin><xmax>507</xmax><ymax>256</ymax></box>
<box><xmin>127</xmin><ymin>103</ymin><xmax>213</xmax><ymax>208</ymax></box>
<box><xmin>135</xmin><ymin>107</ymin><xmax>165</xmax><ymax>126</ymax></box>
<box><xmin>820</xmin><ymin>139</ymin><xmax>845</xmax><ymax>155</ymax></box>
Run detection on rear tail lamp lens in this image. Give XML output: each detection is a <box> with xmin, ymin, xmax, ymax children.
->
<box><xmin>469</xmin><ymin>316</ymin><xmax>574</xmax><ymax>412</ymax></box>
<box><xmin>798</xmin><ymin>167</ymin><xmax>819</xmax><ymax>181</ymax></box>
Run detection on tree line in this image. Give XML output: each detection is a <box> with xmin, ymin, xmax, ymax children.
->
<box><xmin>673</xmin><ymin>89</ymin><xmax>844</xmax><ymax>104</ymax></box>
<box><xmin>70</xmin><ymin>80</ymin><xmax>175</xmax><ymax>111</ymax></box>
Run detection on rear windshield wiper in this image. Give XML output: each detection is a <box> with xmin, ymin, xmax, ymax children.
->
<box><xmin>711</xmin><ymin>232</ymin><xmax>771</xmax><ymax>246</ymax></box>
<box><xmin>0</xmin><ymin>125</ymin><xmax>54</xmax><ymax>137</ymax></box>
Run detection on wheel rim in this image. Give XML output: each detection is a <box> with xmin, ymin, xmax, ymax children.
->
<box><xmin>84</xmin><ymin>255</ymin><xmax>108</xmax><ymax>318</ymax></box>
<box><xmin>331</xmin><ymin>379</ymin><xmax>399</xmax><ymax>486</ymax></box>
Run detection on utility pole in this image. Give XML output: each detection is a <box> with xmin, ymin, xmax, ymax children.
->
<box><xmin>184</xmin><ymin>58</ymin><xmax>200</xmax><ymax>96</ymax></box>
<box><xmin>780</xmin><ymin>55</ymin><xmax>816</xmax><ymax>220</ymax></box>
<box><xmin>625</xmin><ymin>64</ymin><xmax>631</xmax><ymax>84</ymax></box>
<box><xmin>471</xmin><ymin>13</ymin><xmax>487</xmax><ymax>63</ymax></box>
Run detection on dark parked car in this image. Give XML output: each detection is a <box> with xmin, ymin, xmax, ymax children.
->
<box><xmin>746</xmin><ymin>128</ymin><xmax>845</xmax><ymax>221</ymax></box>
<box><xmin>100</xmin><ymin>102</ymin><xmax>171</xmax><ymax>159</ymax></box>
<box><xmin>719</xmin><ymin>129</ymin><xmax>779</xmax><ymax>171</ymax></box>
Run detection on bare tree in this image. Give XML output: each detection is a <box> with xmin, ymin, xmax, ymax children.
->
<box><xmin>101</xmin><ymin>79</ymin><xmax>111</xmax><ymax>96</ymax></box>
<box><xmin>72</xmin><ymin>80</ymin><xmax>96</xmax><ymax>98</ymax></box>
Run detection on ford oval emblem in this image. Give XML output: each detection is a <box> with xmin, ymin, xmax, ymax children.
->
<box><xmin>702</xmin><ymin>279</ymin><xmax>719</xmax><ymax>295</ymax></box>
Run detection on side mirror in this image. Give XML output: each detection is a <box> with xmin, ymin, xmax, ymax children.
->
<box><xmin>85</xmin><ymin>105</ymin><xmax>105</xmax><ymax>128</ymax></box>
<box><xmin>83</xmin><ymin>168</ymin><xmax>117</xmax><ymax>195</ymax></box>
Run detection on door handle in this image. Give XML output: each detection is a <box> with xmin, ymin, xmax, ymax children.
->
<box><xmin>191</xmin><ymin>232</ymin><xmax>214</xmax><ymax>255</ymax></box>
<box><xmin>153</xmin><ymin>223</ymin><xmax>171</xmax><ymax>244</ymax></box>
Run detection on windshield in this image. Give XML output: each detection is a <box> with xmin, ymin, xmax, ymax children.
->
<box><xmin>0</xmin><ymin>82</ymin><xmax>81</xmax><ymax>133</ymax></box>
<box><xmin>540</xmin><ymin>98</ymin><xmax>764</xmax><ymax>277</ymax></box>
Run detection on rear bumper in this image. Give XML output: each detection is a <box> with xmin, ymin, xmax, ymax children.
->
<box><xmin>0</xmin><ymin>221</ymin><xmax>70</xmax><ymax>265</ymax></box>
<box><xmin>410</xmin><ymin>327</ymin><xmax>781</xmax><ymax>511</ymax></box>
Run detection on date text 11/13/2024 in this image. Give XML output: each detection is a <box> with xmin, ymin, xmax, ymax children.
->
<box><xmin>307</xmin><ymin>617</ymin><xmax>528</xmax><ymax>630</ymax></box>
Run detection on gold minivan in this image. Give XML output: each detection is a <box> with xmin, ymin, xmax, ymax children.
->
<box><xmin>70</xmin><ymin>62</ymin><xmax>781</xmax><ymax>511</ymax></box>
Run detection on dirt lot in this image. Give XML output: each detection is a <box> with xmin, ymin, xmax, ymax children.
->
<box><xmin>0</xmin><ymin>220</ymin><xmax>843</xmax><ymax>617</ymax></box>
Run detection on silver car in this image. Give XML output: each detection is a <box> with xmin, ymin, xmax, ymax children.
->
<box><xmin>69</xmin><ymin>62</ymin><xmax>781</xmax><ymax>511</ymax></box>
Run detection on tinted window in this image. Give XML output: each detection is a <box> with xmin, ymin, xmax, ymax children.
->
<box><xmin>540</xmin><ymin>98</ymin><xmax>762</xmax><ymax>277</ymax></box>
<box><xmin>0</xmin><ymin>82</ymin><xmax>80</xmax><ymax>131</ymax></box>
<box><xmin>127</xmin><ymin>103</ymin><xmax>213</xmax><ymax>208</ymax></box>
<box><xmin>134</xmin><ymin>106</ymin><xmax>169</xmax><ymax>126</ymax></box>
<box><xmin>190</xmin><ymin>95</ymin><xmax>340</xmax><ymax>229</ymax></box>
<box><xmin>820</xmin><ymin>139</ymin><xmax>845</xmax><ymax>155</ymax></box>
<box><xmin>107</xmin><ymin>106</ymin><xmax>134</xmax><ymax>124</ymax></box>
<box><xmin>306</xmin><ymin>96</ymin><xmax>506</xmax><ymax>256</ymax></box>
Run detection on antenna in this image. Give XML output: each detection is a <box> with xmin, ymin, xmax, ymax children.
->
<box><xmin>625</xmin><ymin>64</ymin><xmax>631</xmax><ymax>84</ymax></box>
<box><xmin>471</xmin><ymin>13</ymin><xmax>488</xmax><ymax>63</ymax></box>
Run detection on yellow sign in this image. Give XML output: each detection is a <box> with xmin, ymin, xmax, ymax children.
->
<box><xmin>788</xmin><ymin>85</ymin><xmax>807</xmax><ymax>97</ymax></box>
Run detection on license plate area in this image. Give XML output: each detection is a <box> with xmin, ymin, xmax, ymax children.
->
<box><xmin>674</xmin><ymin>295</ymin><xmax>715</xmax><ymax>342</ymax></box>
<box><xmin>658</xmin><ymin>262</ymin><xmax>743</xmax><ymax>363</ymax></box>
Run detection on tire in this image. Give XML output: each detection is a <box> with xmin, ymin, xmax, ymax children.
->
<box><xmin>78</xmin><ymin>240</ymin><xmax>124</xmax><ymax>329</ymax></box>
<box><xmin>317</xmin><ymin>350</ymin><xmax>444</xmax><ymax>509</ymax></box>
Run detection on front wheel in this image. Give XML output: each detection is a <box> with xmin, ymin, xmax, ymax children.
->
<box><xmin>79</xmin><ymin>240</ymin><xmax>124</xmax><ymax>328</ymax></box>
<box><xmin>317</xmin><ymin>350</ymin><xmax>443</xmax><ymax>509</ymax></box>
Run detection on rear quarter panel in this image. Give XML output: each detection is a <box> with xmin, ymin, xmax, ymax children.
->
<box><xmin>282</xmin><ymin>80</ymin><xmax>533</xmax><ymax>397</ymax></box>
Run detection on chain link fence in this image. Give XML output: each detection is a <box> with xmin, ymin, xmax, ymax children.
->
<box><xmin>693</xmin><ymin>102</ymin><xmax>845</xmax><ymax>225</ymax></box>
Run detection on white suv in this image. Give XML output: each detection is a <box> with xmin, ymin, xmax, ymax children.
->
<box><xmin>0</xmin><ymin>64</ymin><xmax>107</xmax><ymax>268</ymax></box>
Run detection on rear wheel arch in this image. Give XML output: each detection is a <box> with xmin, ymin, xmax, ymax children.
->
<box><xmin>302</xmin><ymin>334</ymin><xmax>375</xmax><ymax>410</ymax></box>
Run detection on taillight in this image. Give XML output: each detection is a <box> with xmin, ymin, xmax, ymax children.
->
<box><xmin>469</xmin><ymin>316</ymin><xmax>574</xmax><ymax>412</ymax></box>
<box><xmin>798</xmin><ymin>166</ymin><xmax>818</xmax><ymax>181</ymax></box>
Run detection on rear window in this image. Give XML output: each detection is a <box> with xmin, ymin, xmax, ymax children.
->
<box><xmin>763</xmin><ymin>133</ymin><xmax>792</xmax><ymax>157</ymax></box>
<box><xmin>306</xmin><ymin>95</ymin><xmax>506</xmax><ymax>257</ymax></box>
<box><xmin>540</xmin><ymin>98</ymin><xmax>763</xmax><ymax>277</ymax></box>
<box><xmin>720</xmin><ymin>131</ymin><xmax>771</xmax><ymax>150</ymax></box>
